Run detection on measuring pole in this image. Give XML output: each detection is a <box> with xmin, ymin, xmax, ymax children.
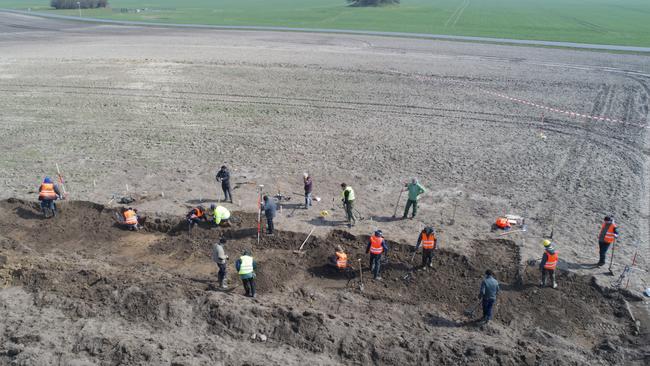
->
<box><xmin>56</xmin><ymin>163</ymin><xmax>67</xmax><ymax>199</ymax></box>
<box><xmin>257</xmin><ymin>187</ymin><xmax>262</xmax><ymax>245</ymax></box>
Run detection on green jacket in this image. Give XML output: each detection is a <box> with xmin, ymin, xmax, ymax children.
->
<box><xmin>406</xmin><ymin>182</ymin><xmax>426</xmax><ymax>201</ymax></box>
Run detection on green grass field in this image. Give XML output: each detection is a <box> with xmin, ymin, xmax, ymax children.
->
<box><xmin>2</xmin><ymin>0</ymin><xmax>650</xmax><ymax>47</ymax></box>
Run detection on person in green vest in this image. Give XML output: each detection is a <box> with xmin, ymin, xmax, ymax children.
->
<box><xmin>235</xmin><ymin>249</ymin><xmax>258</xmax><ymax>297</ymax></box>
<box><xmin>403</xmin><ymin>177</ymin><xmax>426</xmax><ymax>219</ymax></box>
<box><xmin>210</xmin><ymin>203</ymin><xmax>231</xmax><ymax>227</ymax></box>
<box><xmin>340</xmin><ymin>183</ymin><xmax>356</xmax><ymax>228</ymax></box>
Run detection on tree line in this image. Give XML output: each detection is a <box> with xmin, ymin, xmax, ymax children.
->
<box><xmin>347</xmin><ymin>0</ymin><xmax>400</xmax><ymax>6</ymax></box>
<box><xmin>51</xmin><ymin>0</ymin><xmax>108</xmax><ymax>9</ymax></box>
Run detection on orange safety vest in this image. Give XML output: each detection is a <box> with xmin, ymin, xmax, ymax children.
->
<box><xmin>420</xmin><ymin>232</ymin><xmax>436</xmax><ymax>250</ymax></box>
<box><xmin>192</xmin><ymin>208</ymin><xmax>204</xmax><ymax>218</ymax></box>
<box><xmin>496</xmin><ymin>217</ymin><xmax>511</xmax><ymax>229</ymax></box>
<box><xmin>336</xmin><ymin>251</ymin><xmax>348</xmax><ymax>269</ymax></box>
<box><xmin>124</xmin><ymin>209</ymin><xmax>138</xmax><ymax>225</ymax></box>
<box><xmin>598</xmin><ymin>222</ymin><xmax>617</xmax><ymax>244</ymax></box>
<box><xmin>543</xmin><ymin>250</ymin><xmax>558</xmax><ymax>270</ymax></box>
<box><xmin>369</xmin><ymin>235</ymin><xmax>384</xmax><ymax>255</ymax></box>
<box><xmin>39</xmin><ymin>183</ymin><xmax>57</xmax><ymax>200</ymax></box>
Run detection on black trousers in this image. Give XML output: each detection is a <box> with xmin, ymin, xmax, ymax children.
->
<box><xmin>541</xmin><ymin>268</ymin><xmax>556</xmax><ymax>285</ymax></box>
<box><xmin>222</xmin><ymin>182</ymin><xmax>232</xmax><ymax>202</ymax></box>
<box><xmin>217</xmin><ymin>263</ymin><xmax>227</xmax><ymax>284</ymax></box>
<box><xmin>266</xmin><ymin>216</ymin><xmax>274</xmax><ymax>234</ymax></box>
<box><xmin>242</xmin><ymin>277</ymin><xmax>256</xmax><ymax>297</ymax></box>
<box><xmin>422</xmin><ymin>249</ymin><xmax>434</xmax><ymax>267</ymax></box>
<box><xmin>369</xmin><ymin>254</ymin><xmax>382</xmax><ymax>278</ymax></box>
<box><xmin>598</xmin><ymin>241</ymin><xmax>611</xmax><ymax>265</ymax></box>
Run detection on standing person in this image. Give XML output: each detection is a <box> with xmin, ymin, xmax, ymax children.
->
<box><xmin>38</xmin><ymin>176</ymin><xmax>62</xmax><ymax>218</ymax></box>
<box><xmin>235</xmin><ymin>249</ymin><xmax>257</xmax><ymax>297</ymax></box>
<box><xmin>303</xmin><ymin>172</ymin><xmax>313</xmax><ymax>209</ymax></box>
<box><xmin>403</xmin><ymin>178</ymin><xmax>426</xmax><ymax>219</ymax></box>
<box><xmin>215</xmin><ymin>165</ymin><xmax>233</xmax><ymax>203</ymax></box>
<box><xmin>597</xmin><ymin>216</ymin><xmax>619</xmax><ymax>266</ymax></box>
<box><xmin>366</xmin><ymin>230</ymin><xmax>388</xmax><ymax>280</ymax></box>
<box><xmin>212</xmin><ymin>237</ymin><xmax>229</xmax><ymax>289</ymax></box>
<box><xmin>262</xmin><ymin>195</ymin><xmax>277</xmax><ymax>234</ymax></box>
<box><xmin>478</xmin><ymin>269</ymin><xmax>500</xmax><ymax>324</ymax></box>
<box><xmin>340</xmin><ymin>183</ymin><xmax>356</xmax><ymax>228</ymax></box>
<box><xmin>210</xmin><ymin>204</ymin><xmax>232</xmax><ymax>227</ymax></box>
<box><xmin>539</xmin><ymin>240</ymin><xmax>558</xmax><ymax>288</ymax></box>
<box><xmin>414</xmin><ymin>226</ymin><xmax>437</xmax><ymax>268</ymax></box>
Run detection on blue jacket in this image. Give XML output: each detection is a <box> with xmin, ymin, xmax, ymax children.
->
<box><xmin>479</xmin><ymin>275</ymin><xmax>499</xmax><ymax>300</ymax></box>
<box><xmin>263</xmin><ymin>199</ymin><xmax>277</xmax><ymax>218</ymax></box>
<box><xmin>235</xmin><ymin>257</ymin><xmax>258</xmax><ymax>279</ymax></box>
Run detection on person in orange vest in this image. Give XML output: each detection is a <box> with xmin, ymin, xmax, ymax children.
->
<box><xmin>539</xmin><ymin>240</ymin><xmax>558</xmax><ymax>288</ymax></box>
<box><xmin>186</xmin><ymin>205</ymin><xmax>207</xmax><ymax>230</ymax></box>
<box><xmin>328</xmin><ymin>245</ymin><xmax>349</xmax><ymax>270</ymax></box>
<box><xmin>597</xmin><ymin>216</ymin><xmax>619</xmax><ymax>266</ymax></box>
<box><xmin>494</xmin><ymin>216</ymin><xmax>511</xmax><ymax>231</ymax></box>
<box><xmin>122</xmin><ymin>207</ymin><xmax>140</xmax><ymax>231</ymax></box>
<box><xmin>38</xmin><ymin>176</ymin><xmax>62</xmax><ymax>218</ymax></box>
<box><xmin>365</xmin><ymin>230</ymin><xmax>388</xmax><ymax>280</ymax></box>
<box><xmin>414</xmin><ymin>226</ymin><xmax>437</xmax><ymax>268</ymax></box>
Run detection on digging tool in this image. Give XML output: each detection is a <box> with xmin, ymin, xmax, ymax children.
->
<box><xmin>352</xmin><ymin>207</ymin><xmax>365</xmax><ymax>221</ymax></box>
<box><xmin>625</xmin><ymin>250</ymin><xmax>638</xmax><ymax>289</ymax></box>
<box><xmin>449</xmin><ymin>199</ymin><xmax>458</xmax><ymax>226</ymax></box>
<box><xmin>56</xmin><ymin>163</ymin><xmax>68</xmax><ymax>199</ymax></box>
<box><xmin>358</xmin><ymin>259</ymin><xmax>364</xmax><ymax>292</ymax></box>
<box><xmin>391</xmin><ymin>187</ymin><xmax>405</xmax><ymax>218</ymax></box>
<box><xmin>549</xmin><ymin>214</ymin><xmax>556</xmax><ymax>239</ymax></box>
<box><xmin>257</xmin><ymin>185</ymin><xmax>264</xmax><ymax>245</ymax></box>
<box><xmin>607</xmin><ymin>242</ymin><xmax>617</xmax><ymax>276</ymax></box>
<box><xmin>293</xmin><ymin>227</ymin><xmax>315</xmax><ymax>254</ymax></box>
<box><xmin>464</xmin><ymin>300</ymin><xmax>481</xmax><ymax>318</ymax></box>
<box><xmin>498</xmin><ymin>228</ymin><xmax>527</xmax><ymax>236</ymax></box>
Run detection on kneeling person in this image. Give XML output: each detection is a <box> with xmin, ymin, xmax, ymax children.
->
<box><xmin>211</xmin><ymin>204</ymin><xmax>231</xmax><ymax>227</ymax></box>
<box><xmin>186</xmin><ymin>205</ymin><xmax>207</xmax><ymax>230</ymax></box>
<box><xmin>122</xmin><ymin>207</ymin><xmax>140</xmax><ymax>231</ymax></box>
<box><xmin>328</xmin><ymin>245</ymin><xmax>349</xmax><ymax>270</ymax></box>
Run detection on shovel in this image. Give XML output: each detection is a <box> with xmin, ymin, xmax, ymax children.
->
<box><xmin>607</xmin><ymin>242</ymin><xmax>617</xmax><ymax>276</ymax></box>
<box><xmin>464</xmin><ymin>300</ymin><xmax>481</xmax><ymax>318</ymax></box>
<box><xmin>293</xmin><ymin>227</ymin><xmax>315</xmax><ymax>254</ymax></box>
<box><xmin>358</xmin><ymin>259</ymin><xmax>364</xmax><ymax>292</ymax></box>
<box><xmin>391</xmin><ymin>187</ymin><xmax>404</xmax><ymax>218</ymax></box>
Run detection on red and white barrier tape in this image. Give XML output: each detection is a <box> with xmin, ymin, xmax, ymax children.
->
<box><xmin>485</xmin><ymin>91</ymin><xmax>648</xmax><ymax>129</ymax></box>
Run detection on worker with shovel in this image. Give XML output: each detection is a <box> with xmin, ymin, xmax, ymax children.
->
<box><xmin>414</xmin><ymin>226</ymin><xmax>437</xmax><ymax>268</ymax></box>
<box><xmin>340</xmin><ymin>183</ymin><xmax>356</xmax><ymax>227</ymax></box>
<box><xmin>212</xmin><ymin>237</ymin><xmax>229</xmax><ymax>289</ymax></box>
<box><xmin>328</xmin><ymin>245</ymin><xmax>349</xmax><ymax>270</ymax></box>
<box><xmin>597</xmin><ymin>216</ymin><xmax>619</xmax><ymax>267</ymax></box>
<box><xmin>38</xmin><ymin>176</ymin><xmax>62</xmax><ymax>218</ymax></box>
<box><xmin>478</xmin><ymin>269</ymin><xmax>500</xmax><ymax>324</ymax></box>
<box><xmin>539</xmin><ymin>240</ymin><xmax>558</xmax><ymax>288</ymax></box>
<box><xmin>235</xmin><ymin>249</ymin><xmax>258</xmax><ymax>297</ymax></box>
<box><xmin>366</xmin><ymin>230</ymin><xmax>388</xmax><ymax>280</ymax></box>
<box><xmin>402</xmin><ymin>178</ymin><xmax>426</xmax><ymax>219</ymax></box>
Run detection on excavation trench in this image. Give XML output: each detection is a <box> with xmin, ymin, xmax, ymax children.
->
<box><xmin>0</xmin><ymin>199</ymin><xmax>645</xmax><ymax>365</ymax></box>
